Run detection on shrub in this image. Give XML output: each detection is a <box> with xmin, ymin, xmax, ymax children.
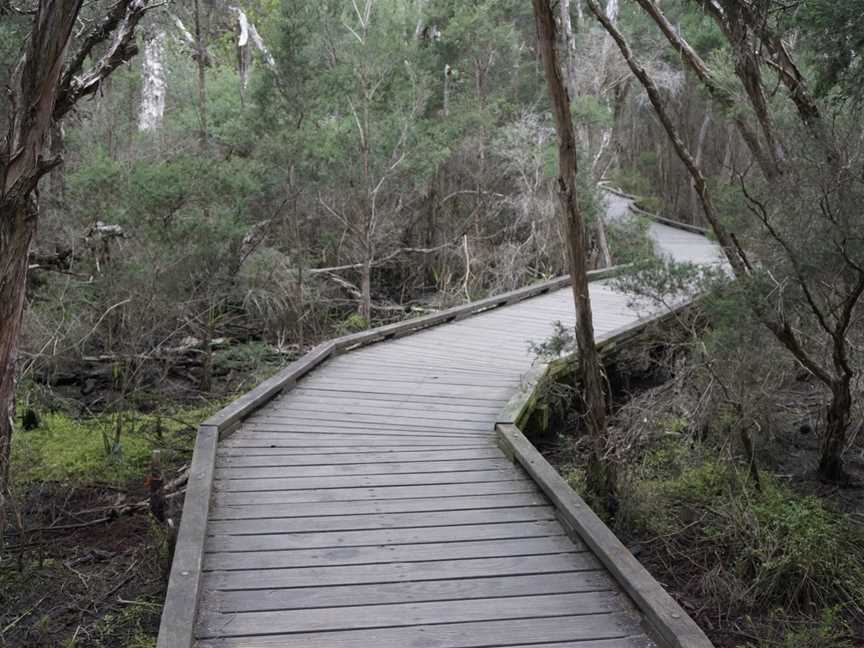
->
<box><xmin>631</xmin><ymin>447</ymin><xmax>864</xmax><ymax>617</ymax></box>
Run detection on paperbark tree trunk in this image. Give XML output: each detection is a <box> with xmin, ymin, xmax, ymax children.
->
<box><xmin>532</xmin><ymin>0</ymin><xmax>616</xmax><ymax>511</ymax></box>
<box><xmin>1</xmin><ymin>0</ymin><xmax>147</xmax><ymax>515</ymax></box>
<box><xmin>139</xmin><ymin>30</ymin><xmax>167</xmax><ymax>131</ymax></box>
<box><xmin>0</xmin><ymin>202</ymin><xmax>37</xmax><ymax>504</ymax></box>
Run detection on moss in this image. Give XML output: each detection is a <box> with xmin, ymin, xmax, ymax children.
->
<box><xmin>10</xmin><ymin>405</ymin><xmax>218</xmax><ymax>486</ymax></box>
<box><xmin>336</xmin><ymin>312</ymin><xmax>369</xmax><ymax>334</ymax></box>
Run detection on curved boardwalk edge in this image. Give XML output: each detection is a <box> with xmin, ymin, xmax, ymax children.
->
<box><xmin>494</xmin><ymin>298</ymin><xmax>715</xmax><ymax>647</ymax></box>
<box><xmin>156</xmin><ymin>266</ymin><xmax>623</xmax><ymax>648</ymax></box>
<box><xmin>496</xmin><ymin>423</ymin><xmax>713</xmax><ymax>648</ymax></box>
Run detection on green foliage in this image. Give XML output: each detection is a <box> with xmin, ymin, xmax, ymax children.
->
<box><xmin>793</xmin><ymin>0</ymin><xmax>864</xmax><ymax>102</ymax></box>
<box><xmin>337</xmin><ymin>313</ymin><xmax>369</xmax><ymax>334</ymax></box>
<box><xmin>745</xmin><ymin>607</ymin><xmax>855</xmax><ymax>648</ymax></box>
<box><xmin>611</xmin><ymin>169</ymin><xmax>651</xmax><ymax>197</ymax></box>
<box><xmin>571</xmin><ymin>95</ymin><xmax>611</xmax><ymax>129</ymax></box>
<box><xmin>606</xmin><ymin>215</ymin><xmax>654</xmax><ymax>265</ymax></box>
<box><xmin>630</xmin><ymin>444</ymin><xmax>864</xmax><ymax>616</ymax></box>
<box><xmin>612</xmin><ymin>255</ymin><xmax>728</xmax><ymax>309</ymax></box>
<box><xmin>212</xmin><ymin>341</ymin><xmax>285</xmax><ymax>374</ymax></box>
<box><xmin>528</xmin><ymin>320</ymin><xmax>575</xmax><ymax>360</ymax></box>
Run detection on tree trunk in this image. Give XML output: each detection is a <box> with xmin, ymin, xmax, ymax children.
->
<box><xmin>359</xmin><ymin>257</ymin><xmax>372</xmax><ymax>325</ymax></box>
<box><xmin>0</xmin><ymin>200</ymin><xmax>37</xmax><ymax>504</ymax></box>
<box><xmin>194</xmin><ymin>0</ymin><xmax>209</xmax><ymax>152</ymax></box>
<box><xmin>139</xmin><ymin>30</ymin><xmax>167</xmax><ymax>131</ymax></box>
<box><xmin>443</xmin><ymin>64</ymin><xmax>451</xmax><ymax>117</ymax></box>
<box><xmin>532</xmin><ymin>0</ymin><xmax>616</xmax><ymax>511</ymax></box>
<box><xmin>690</xmin><ymin>108</ymin><xmax>711</xmax><ymax>226</ymax></box>
<box><xmin>820</xmin><ymin>379</ymin><xmax>851</xmax><ymax>483</ymax></box>
<box><xmin>558</xmin><ymin>0</ymin><xmax>578</xmax><ymax>98</ymax></box>
<box><xmin>593</xmin><ymin>211</ymin><xmax>613</xmax><ymax>269</ymax></box>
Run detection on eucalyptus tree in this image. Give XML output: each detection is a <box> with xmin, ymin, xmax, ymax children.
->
<box><xmin>0</xmin><ymin>0</ymin><xmax>150</xmax><ymax>517</ymax></box>
<box><xmin>532</xmin><ymin>0</ymin><xmax>617</xmax><ymax>511</ymax></box>
<box><xmin>587</xmin><ymin>0</ymin><xmax>864</xmax><ymax>483</ymax></box>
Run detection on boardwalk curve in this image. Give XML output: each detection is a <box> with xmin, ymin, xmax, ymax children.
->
<box><xmin>158</xmin><ymin>192</ymin><xmax>720</xmax><ymax>648</ymax></box>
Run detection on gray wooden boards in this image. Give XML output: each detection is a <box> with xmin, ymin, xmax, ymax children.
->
<box><xmin>498</xmin><ymin>423</ymin><xmax>714</xmax><ymax>648</ymax></box>
<box><xmin>159</xmin><ymin>190</ymin><xmax>719</xmax><ymax>648</ymax></box>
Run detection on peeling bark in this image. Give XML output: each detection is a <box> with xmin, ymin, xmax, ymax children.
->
<box><xmin>1</xmin><ymin>0</ymin><xmax>148</xmax><ymax>508</ymax></box>
<box><xmin>139</xmin><ymin>30</ymin><xmax>167</xmax><ymax>131</ymax></box>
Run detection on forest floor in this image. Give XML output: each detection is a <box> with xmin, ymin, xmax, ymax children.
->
<box><xmin>0</xmin><ymin>342</ymin><xmax>290</xmax><ymax>647</ymax></box>
<box><xmin>535</xmin><ymin>344</ymin><xmax>864</xmax><ymax>648</ymax></box>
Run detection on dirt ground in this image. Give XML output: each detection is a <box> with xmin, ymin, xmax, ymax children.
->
<box><xmin>1</xmin><ymin>483</ymin><xmax>174</xmax><ymax>647</ymax></box>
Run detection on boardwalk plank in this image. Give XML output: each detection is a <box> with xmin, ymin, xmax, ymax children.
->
<box><xmin>212</xmin><ymin>468</ymin><xmax>524</xmax><ymax>492</ymax></box>
<box><xmin>211</xmin><ymin>480</ymin><xmax>540</xmax><ymax>506</ymax></box>
<box><xmin>196</xmin><ymin>592</ymin><xmax>624</xmax><ymax>637</ymax></box>
<box><xmin>201</xmin><ymin>572</ymin><xmax>617</xmax><ymax>613</ymax></box>
<box><xmin>215</xmin><ymin>448</ymin><xmax>501</xmax><ymax>466</ymax></box>
<box><xmin>205</xmin><ymin>520</ymin><xmax>564</xmax><ymax>552</ymax></box>
<box><xmin>195</xmin><ymin>614</ymin><xmax>642</xmax><ymax>647</ymax></box>
<box><xmin>203</xmin><ymin>536</ymin><xmax>579</xmax><ymax>570</ymax></box>
<box><xmin>203</xmin><ymin>552</ymin><xmax>601</xmax><ymax>590</ymax></box>
<box><xmin>206</xmin><ymin>505</ymin><xmax>557</xmax><ymax>535</ymax></box>
<box><xmin>208</xmin><ymin>492</ymin><xmax>551</xmax><ymax>520</ymax></box>
<box><xmin>214</xmin><ymin>457</ymin><xmax>513</xmax><ymax>477</ymax></box>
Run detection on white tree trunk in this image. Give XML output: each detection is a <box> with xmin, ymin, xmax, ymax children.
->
<box><xmin>230</xmin><ymin>5</ymin><xmax>275</xmax><ymax>94</ymax></box>
<box><xmin>138</xmin><ymin>31</ymin><xmax>167</xmax><ymax>131</ymax></box>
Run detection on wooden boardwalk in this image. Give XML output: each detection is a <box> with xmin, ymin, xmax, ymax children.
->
<box><xmin>159</xmin><ymin>193</ymin><xmax>720</xmax><ymax>648</ymax></box>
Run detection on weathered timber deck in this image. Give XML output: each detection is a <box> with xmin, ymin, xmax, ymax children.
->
<box><xmin>159</xmin><ymin>193</ymin><xmax>721</xmax><ymax>648</ymax></box>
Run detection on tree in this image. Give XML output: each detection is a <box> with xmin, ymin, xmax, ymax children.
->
<box><xmin>532</xmin><ymin>0</ymin><xmax>616</xmax><ymax>510</ymax></box>
<box><xmin>586</xmin><ymin>0</ymin><xmax>864</xmax><ymax>483</ymax></box>
<box><xmin>0</xmin><ymin>0</ymin><xmax>148</xmax><ymax>511</ymax></box>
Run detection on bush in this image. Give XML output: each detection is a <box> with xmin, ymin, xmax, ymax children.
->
<box><xmin>630</xmin><ymin>445</ymin><xmax>864</xmax><ymax>617</ymax></box>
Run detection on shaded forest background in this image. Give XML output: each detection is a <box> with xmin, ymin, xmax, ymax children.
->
<box><xmin>3</xmin><ymin>0</ymin><xmax>743</xmax><ymax>414</ymax></box>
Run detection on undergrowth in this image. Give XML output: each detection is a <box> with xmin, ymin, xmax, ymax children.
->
<box><xmin>620</xmin><ymin>438</ymin><xmax>863</xmax><ymax>645</ymax></box>
<box><xmin>558</xmin><ymin>436</ymin><xmax>864</xmax><ymax>645</ymax></box>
